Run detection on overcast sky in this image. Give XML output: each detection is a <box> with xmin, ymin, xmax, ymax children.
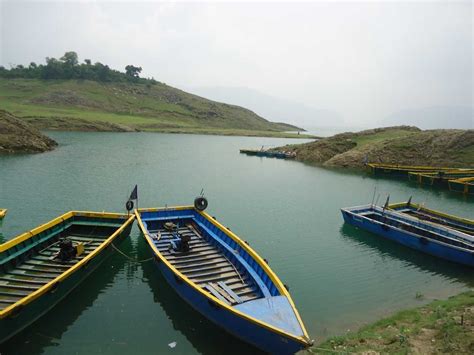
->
<box><xmin>0</xmin><ymin>0</ymin><xmax>472</xmax><ymax>127</ymax></box>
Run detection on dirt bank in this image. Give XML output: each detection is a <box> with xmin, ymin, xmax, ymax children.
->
<box><xmin>277</xmin><ymin>126</ymin><xmax>474</xmax><ymax>168</ymax></box>
<box><xmin>0</xmin><ymin>110</ymin><xmax>57</xmax><ymax>153</ymax></box>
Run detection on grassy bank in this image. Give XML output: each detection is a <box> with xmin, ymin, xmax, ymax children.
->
<box><xmin>313</xmin><ymin>291</ymin><xmax>474</xmax><ymax>354</ymax></box>
<box><xmin>276</xmin><ymin>126</ymin><xmax>474</xmax><ymax>168</ymax></box>
<box><xmin>0</xmin><ymin>79</ymin><xmax>310</xmax><ymax>138</ymax></box>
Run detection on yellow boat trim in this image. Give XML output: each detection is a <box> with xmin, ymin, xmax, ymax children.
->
<box><xmin>0</xmin><ymin>209</ymin><xmax>7</xmax><ymax>219</ymax></box>
<box><xmin>135</xmin><ymin>207</ymin><xmax>312</xmax><ymax>347</ymax></box>
<box><xmin>388</xmin><ymin>202</ymin><xmax>474</xmax><ymax>225</ymax></box>
<box><xmin>451</xmin><ymin>177</ymin><xmax>474</xmax><ymax>183</ymax></box>
<box><xmin>0</xmin><ymin>211</ymin><xmax>135</xmax><ymax>319</ymax></box>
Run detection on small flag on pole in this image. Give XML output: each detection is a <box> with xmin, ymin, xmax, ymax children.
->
<box><xmin>129</xmin><ymin>185</ymin><xmax>138</xmax><ymax>201</ymax></box>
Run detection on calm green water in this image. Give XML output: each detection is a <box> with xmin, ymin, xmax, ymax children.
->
<box><xmin>0</xmin><ymin>132</ymin><xmax>472</xmax><ymax>354</ymax></box>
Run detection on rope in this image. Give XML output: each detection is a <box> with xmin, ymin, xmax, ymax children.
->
<box><xmin>110</xmin><ymin>242</ymin><xmax>154</xmax><ymax>263</ymax></box>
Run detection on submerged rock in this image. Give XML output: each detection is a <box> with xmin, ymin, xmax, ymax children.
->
<box><xmin>0</xmin><ymin>110</ymin><xmax>57</xmax><ymax>153</ymax></box>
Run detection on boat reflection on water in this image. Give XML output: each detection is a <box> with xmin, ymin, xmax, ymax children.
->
<box><xmin>0</xmin><ymin>237</ymin><xmax>132</xmax><ymax>354</ymax></box>
<box><xmin>140</xmin><ymin>239</ymin><xmax>265</xmax><ymax>355</ymax></box>
<box><xmin>340</xmin><ymin>224</ymin><xmax>473</xmax><ymax>286</ymax></box>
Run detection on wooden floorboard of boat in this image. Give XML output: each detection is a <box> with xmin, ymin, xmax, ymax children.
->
<box><xmin>173</xmin><ymin>256</ymin><xmax>227</xmax><ymax>269</ymax></box>
<box><xmin>154</xmin><ymin>226</ymin><xmax>263</xmax><ymax>303</ymax></box>
<box><xmin>7</xmin><ymin>270</ymin><xmax>57</xmax><ymax>279</ymax></box>
<box><xmin>0</xmin><ymin>288</ymin><xmax>31</xmax><ymax>297</ymax></box>
<box><xmin>16</xmin><ymin>265</ymin><xmax>65</xmax><ymax>274</ymax></box>
<box><xmin>176</xmin><ymin>259</ymin><xmax>229</xmax><ymax>272</ymax></box>
<box><xmin>164</xmin><ymin>249</ymin><xmax>222</xmax><ymax>261</ymax></box>
<box><xmin>24</xmin><ymin>260</ymin><xmax>72</xmax><ymax>269</ymax></box>
<box><xmin>0</xmin><ymin>276</ymin><xmax>48</xmax><ymax>285</ymax></box>
<box><xmin>185</xmin><ymin>265</ymin><xmax>235</xmax><ymax>279</ymax></box>
<box><xmin>0</xmin><ymin>281</ymin><xmax>39</xmax><ymax>291</ymax></box>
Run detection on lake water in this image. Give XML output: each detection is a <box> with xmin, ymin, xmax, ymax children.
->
<box><xmin>0</xmin><ymin>132</ymin><xmax>472</xmax><ymax>354</ymax></box>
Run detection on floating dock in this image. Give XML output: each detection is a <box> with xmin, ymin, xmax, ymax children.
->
<box><xmin>367</xmin><ymin>163</ymin><xmax>474</xmax><ymax>195</ymax></box>
<box><xmin>449</xmin><ymin>177</ymin><xmax>474</xmax><ymax>195</ymax></box>
<box><xmin>240</xmin><ymin>149</ymin><xmax>296</xmax><ymax>159</ymax></box>
<box><xmin>366</xmin><ymin>163</ymin><xmax>466</xmax><ymax>177</ymax></box>
<box><xmin>407</xmin><ymin>170</ymin><xmax>474</xmax><ymax>187</ymax></box>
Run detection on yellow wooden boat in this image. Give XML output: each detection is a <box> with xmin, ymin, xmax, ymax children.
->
<box><xmin>0</xmin><ymin>209</ymin><xmax>7</xmax><ymax>220</ymax></box>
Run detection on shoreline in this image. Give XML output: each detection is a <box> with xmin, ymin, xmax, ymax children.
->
<box><xmin>312</xmin><ymin>290</ymin><xmax>474</xmax><ymax>354</ymax></box>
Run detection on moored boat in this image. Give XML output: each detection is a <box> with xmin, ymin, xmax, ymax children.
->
<box><xmin>389</xmin><ymin>201</ymin><xmax>474</xmax><ymax>236</ymax></box>
<box><xmin>449</xmin><ymin>177</ymin><xmax>474</xmax><ymax>195</ymax></box>
<box><xmin>341</xmin><ymin>204</ymin><xmax>473</xmax><ymax>267</ymax></box>
<box><xmin>0</xmin><ymin>211</ymin><xmax>135</xmax><ymax>343</ymax></box>
<box><xmin>135</xmin><ymin>199</ymin><xmax>312</xmax><ymax>354</ymax></box>
<box><xmin>0</xmin><ymin>209</ymin><xmax>7</xmax><ymax>220</ymax></box>
<box><xmin>407</xmin><ymin>171</ymin><xmax>474</xmax><ymax>186</ymax></box>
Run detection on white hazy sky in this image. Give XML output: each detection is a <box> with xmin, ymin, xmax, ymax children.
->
<box><xmin>0</xmin><ymin>0</ymin><xmax>472</xmax><ymax>125</ymax></box>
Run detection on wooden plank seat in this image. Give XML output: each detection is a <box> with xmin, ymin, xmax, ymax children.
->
<box><xmin>0</xmin><ymin>236</ymin><xmax>104</xmax><ymax>311</ymax></box>
<box><xmin>155</xmin><ymin>225</ymin><xmax>261</xmax><ymax>303</ymax></box>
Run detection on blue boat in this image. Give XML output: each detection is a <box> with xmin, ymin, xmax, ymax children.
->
<box><xmin>135</xmin><ymin>199</ymin><xmax>312</xmax><ymax>354</ymax></box>
<box><xmin>341</xmin><ymin>204</ymin><xmax>474</xmax><ymax>267</ymax></box>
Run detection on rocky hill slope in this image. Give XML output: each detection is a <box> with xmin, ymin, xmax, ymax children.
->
<box><xmin>277</xmin><ymin>126</ymin><xmax>474</xmax><ymax>168</ymax></box>
<box><xmin>0</xmin><ymin>110</ymin><xmax>57</xmax><ymax>153</ymax></box>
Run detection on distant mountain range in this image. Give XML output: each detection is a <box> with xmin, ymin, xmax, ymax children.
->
<box><xmin>187</xmin><ymin>86</ymin><xmax>344</xmax><ymax>129</ymax></box>
<box><xmin>383</xmin><ymin>106</ymin><xmax>473</xmax><ymax>129</ymax></box>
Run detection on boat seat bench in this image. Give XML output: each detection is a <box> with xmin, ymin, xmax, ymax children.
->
<box><xmin>154</xmin><ymin>225</ymin><xmax>262</xmax><ymax>303</ymax></box>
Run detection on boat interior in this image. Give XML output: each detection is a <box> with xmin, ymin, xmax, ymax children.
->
<box><xmin>359</xmin><ymin>210</ymin><xmax>474</xmax><ymax>251</ymax></box>
<box><xmin>145</xmin><ymin>219</ymin><xmax>265</xmax><ymax>305</ymax></box>
<box><xmin>0</xmin><ymin>218</ymin><xmax>125</xmax><ymax>311</ymax></box>
<box><xmin>394</xmin><ymin>208</ymin><xmax>474</xmax><ymax>236</ymax></box>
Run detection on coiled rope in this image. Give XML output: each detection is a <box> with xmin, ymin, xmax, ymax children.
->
<box><xmin>110</xmin><ymin>242</ymin><xmax>154</xmax><ymax>263</ymax></box>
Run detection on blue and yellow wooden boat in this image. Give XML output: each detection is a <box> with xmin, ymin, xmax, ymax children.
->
<box><xmin>389</xmin><ymin>201</ymin><xmax>474</xmax><ymax>236</ymax></box>
<box><xmin>135</xmin><ymin>201</ymin><xmax>312</xmax><ymax>354</ymax></box>
<box><xmin>341</xmin><ymin>204</ymin><xmax>474</xmax><ymax>267</ymax></box>
<box><xmin>0</xmin><ymin>211</ymin><xmax>135</xmax><ymax>343</ymax></box>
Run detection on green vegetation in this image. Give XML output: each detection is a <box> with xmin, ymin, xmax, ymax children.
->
<box><xmin>0</xmin><ymin>51</ymin><xmax>150</xmax><ymax>84</ymax></box>
<box><xmin>276</xmin><ymin>126</ymin><xmax>474</xmax><ymax>168</ymax></box>
<box><xmin>0</xmin><ymin>52</ymin><xmax>306</xmax><ymax>137</ymax></box>
<box><xmin>312</xmin><ymin>291</ymin><xmax>474</xmax><ymax>354</ymax></box>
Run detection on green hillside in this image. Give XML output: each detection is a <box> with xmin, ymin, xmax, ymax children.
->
<box><xmin>276</xmin><ymin>126</ymin><xmax>474</xmax><ymax>168</ymax></box>
<box><xmin>0</xmin><ymin>78</ymin><xmax>307</xmax><ymax>137</ymax></box>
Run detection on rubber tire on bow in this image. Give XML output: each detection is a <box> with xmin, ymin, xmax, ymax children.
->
<box><xmin>126</xmin><ymin>200</ymin><xmax>134</xmax><ymax>212</ymax></box>
<box><xmin>194</xmin><ymin>197</ymin><xmax>208</xmax><ymax>211</ymax></box>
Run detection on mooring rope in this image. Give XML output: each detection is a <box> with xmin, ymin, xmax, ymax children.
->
<box><xmin>110</xmin><ymin>242</ymin><xmax>154</xmax><ymax>263</ymax></box>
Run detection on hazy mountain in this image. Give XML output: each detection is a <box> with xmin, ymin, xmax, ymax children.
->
<box><xmin>187</xmin><ymin>86</ymin><xmax>344</xmax><ymax>129</ymax></box>
<box><xmin>383</xmin><ymin>106</ymin><xmax>473</xmax><ymax>129</ymax></box>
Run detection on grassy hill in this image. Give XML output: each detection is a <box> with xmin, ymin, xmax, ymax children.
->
<box><xmin>0</xmin><ymin>110</ymin><xmax>57</xmax><ymax>153</ymax></box>
<box><xmin>0</xmin><ymin>78</ymin><xmax>306</xmax><ymax>137</ymax></box>
<box><xmin>276</xmin><ymin>126</ymin><xmax>474</xmax><ymax>168</ymax></box>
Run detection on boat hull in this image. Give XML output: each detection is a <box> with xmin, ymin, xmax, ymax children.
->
<box><xmin>0</xmin><ymin>220</ymin><xmax>133</xmax><ymax>344</ymax></box>
<box><xmin>152</xmin><ymin>256</ymin><xmax>306</xmax><ymax>354</ymax></box>
<box><xmin>341</xmin><ymin>209</ymin><xmax>473</xmax><ymax>267</ymax></box>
